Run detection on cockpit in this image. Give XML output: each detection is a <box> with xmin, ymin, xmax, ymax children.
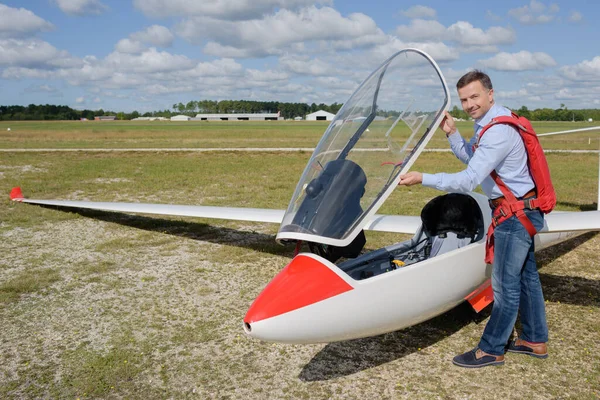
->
<box><xmin>338</xmin><ymin>193</ymin><xmax>485</xmax><ymax>280</ymax></box>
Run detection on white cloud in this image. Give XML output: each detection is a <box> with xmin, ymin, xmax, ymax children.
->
<box><xmin>53</xmin><ymin>0</ymin><xmax>109</xmax><ymax>16</ymax></box>
<box><xmin>115</xmin><ymin>25</ymin><xmax>175</xmax><ymax>54</ymax></box>
<box><xmin>104</xmin><ymin>48</ymin><xmax>195</xmax><ymax>74</ymax></box>
<box><xmin>394</xmin><ymin>20</ymin><xmax>515</xmax><ymax>51</ymax></box>
<box><xmin>0</xmin><ymin>39</ymin><xmax>67</xmax><ymax>67</ymax></box>
<box><xmin>76</xmin><ymin>96</ymin><xmax>85</xmax><ymax>104</ymax></box>
<box><xmin>201</xmin><ymin>42</ymin><xmax>265</xmax><ymax>59</ymax></box>
<box><xmin>559</xmin><ymin>56</ymin><xmax>600</xmax><ymax>81</ymax></box>
<box><xmin>496</xmin><ymin>88</ymin><xmax>529</xmax><ymax>99</ymax></box>
<box><xmin>400</xmin><ymin>5</ymin><xmax>436</xmax><ymax>19</ymax></box>
<box><xmin>508</xmin><ymin>0</ymin><xmax>559</xmax><ymax>25</ymax></box>
<box><xmin>0</xmin><ymin>4</ymin><xmax>54</xmax><ymax>38</ymax></box>
<box><xmin>554</xmin><ymin>88</ymin><xmax>577</xmax><ymax>100</ymax></box>
<box><xmin>246</xmin><ymin>69</ymin><xmax>289</xmax><ymax>82</ymax></box>
<box><xmin>181</xmin><ymin>58</ymin><xmax>245</xmax><ymax>78</ymax></box>
<box><xmin>479</xmin><ymin>51</ymin><xmax>557</xmax><ymax>71</ymax></box>
<box><xmin>115</xmin><ymin>39</ymin><xmax>146</xmax><ymax>54</ymax></box>
<box><xmin>447</xmin><ymin>22</ymin><xmax>515</xmax><ymax>47</ymax></box>
<box><xmin>279</xmin><ymin>55</ymin><xmax>332</xmax><ymax>76</ymax></box>
<box><xmin>370</xmin><ymin>39</ymin><xmax>459</xmax><ymax>66</ymax></box>
<box><xmin>395</xmin><ymin>19</ymin><xmax>446</xmax><ymax>41</ymax></box>
<box><xmin>177</xmin><ymin>7</ymin><xmax>383</xmax><ymax>58</ymax></box>
<box><xmin>568</xmin><ymin>11</ymin><xmax>583</xmax><ymax>23</ymax></box>
<box><xmin>133</xmin><ymin>0</ymin><xmax>331</xmax><ymax>20</ymax></box>
<box><xmin>131</xmin><ymin>25</ymin><xmax>174</xmax><ymax>47</ymax></box>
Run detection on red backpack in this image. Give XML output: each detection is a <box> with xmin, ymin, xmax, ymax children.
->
<box><xmin>477</xmin><ymin>112</ymin><xmax>556</xmax><ymax>263</ymax></box>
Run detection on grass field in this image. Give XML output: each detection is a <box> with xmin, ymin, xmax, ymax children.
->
<box><xmin>0</xmin><ymin>121</ymin><xmax>599</xmax><ymax>399</ymax></box>
<box><xmin>0</xmin><ymin>120</ymin><xmax>599</xmax><ymax>150</ymax></box>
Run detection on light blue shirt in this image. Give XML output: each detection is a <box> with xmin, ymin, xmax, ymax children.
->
<box><xmin>422</xmin><ymin>103</ymin><xmax>534</xmax><ymax>199</ymax></box>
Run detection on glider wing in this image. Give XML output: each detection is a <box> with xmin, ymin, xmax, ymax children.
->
<box><xmin>10</xmin><ymin>187</ymin><xmax>421</xmax><ymax>235</ymax></box>
<box><xmin>542</xmin><ymin>210</ymin><xmax>600</xmax><ymax>233</ymax></box>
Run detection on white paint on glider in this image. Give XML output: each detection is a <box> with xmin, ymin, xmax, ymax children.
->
<box><xmin>243</xmin><ymin>227</ymin><xmax>588</xmax><ymax>344</ymax></box>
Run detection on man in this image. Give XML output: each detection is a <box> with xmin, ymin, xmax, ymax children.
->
<box><xmin>399</xmin><ymin>70</ymin><xmax>548</xmax><ymax>368</ymax></box>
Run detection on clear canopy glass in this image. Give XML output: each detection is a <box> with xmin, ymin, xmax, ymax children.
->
<box><xmin>276</xmin><ymin>49</ymin><xmax>450</xmax><ymax>246</ymax></box>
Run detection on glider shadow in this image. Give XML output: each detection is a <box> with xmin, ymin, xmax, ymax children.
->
<box><xmin>38</xmin><ymin>205</ymin><xmax>294</xmax><ymax>257</ymax></box>
<box><xmin>300</xmin><ymin>231</ymin><xmax>599</xmax><ymax>381</ymax></box>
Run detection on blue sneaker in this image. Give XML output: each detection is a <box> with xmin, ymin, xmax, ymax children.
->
<box><xmin>506</xmin><ymin>339</ymin><xmax>548</xmax><ymax>359</ymax></box>
<box><xmin>452</xmin><ymin>348</ymin><xmax>505</xmax><ymax>368</ymax></box>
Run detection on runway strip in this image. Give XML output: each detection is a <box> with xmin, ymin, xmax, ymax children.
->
<box><xmin>1</xmin><ymin>148</ymin><xmax>599</xmax><ymax>153</ymax></box>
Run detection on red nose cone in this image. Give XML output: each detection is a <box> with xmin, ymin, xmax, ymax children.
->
<box><xmin>244</xmin><ymin>254</ymin><xmax>353</xmax><ymax>323</ymax></box>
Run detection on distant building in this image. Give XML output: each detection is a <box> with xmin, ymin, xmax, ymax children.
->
<box><xmin>306</xmin><ymin>110</ymin><xmax>335</xmax><ymax>121</ymax></box>
<box><xmin>589</xmin><ymin>118</ymin><xmax>594</xmax><ymax>122</ymax></box>
<box><xmin>132</xmin><ymin>117</ymin><xmax>168</xmax><ymax>121</ymax></box>
<box><xmin>193</xmin><ymin>112</ymin><xmax>282</xmax><ymax>121</ymax></box>
<box><xmin>94</xmin><ymin>116</ymin><xmax>116</xmax><ymax>121</ymax></box>
<box><xmin>171</xmin><ymin>115</ymin><xmax>191</xmax><ymax>121</ymax></box>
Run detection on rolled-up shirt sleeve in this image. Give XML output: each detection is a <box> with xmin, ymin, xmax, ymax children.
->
<box><xmin>447</xmin><ymin>129</ymin><xmax>476</xmax><ymax>165</ymax></box>
<box><xmin>422</xmin><ymin>125</ymin><xmax>513</xmax><ymax>193</ymax></box>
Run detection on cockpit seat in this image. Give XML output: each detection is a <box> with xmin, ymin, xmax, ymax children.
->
<box><xmin>339</xmin><ymin>193</ymin><xmax>485</xmax><ymax>280</ymax></box>
<box><xmin>421</xmin><ymin>193</ymin><xmax>484</xmax><ymax>242</ymax></box>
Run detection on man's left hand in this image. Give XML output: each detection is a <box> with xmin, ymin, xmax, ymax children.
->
<box><xmin>398</xmin><ymin>171</ymin><xmax>423</xmax><ymax>186</ymax></box>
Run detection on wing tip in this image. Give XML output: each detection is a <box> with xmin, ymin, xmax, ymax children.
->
<box><xmin>10</xmin><ymin>187</ymin><xmax>24</xmax><ymax>202</ymax></box>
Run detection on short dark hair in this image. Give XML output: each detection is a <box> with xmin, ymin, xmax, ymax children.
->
<box><xmin>456</xmin><ymin>70</ymin><xmax>493</xmax><ymax>90</ymax></box>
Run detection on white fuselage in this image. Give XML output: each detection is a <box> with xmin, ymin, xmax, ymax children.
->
<box><xmin>243</xmin><ymin>193</ymin><xmax>580</xmax><ymax>344</ymax></box>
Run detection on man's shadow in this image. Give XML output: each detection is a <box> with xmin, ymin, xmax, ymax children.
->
<box><xmin>299</xmin><ymin>231</ymin><xmax>599</xmax><ymax>381</ymax></box>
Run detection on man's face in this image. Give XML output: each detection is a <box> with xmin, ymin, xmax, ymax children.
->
<box><xmin>457</xmin><ymin>80</ymin><xmax>494</xmax><ymax>120</ymax></box>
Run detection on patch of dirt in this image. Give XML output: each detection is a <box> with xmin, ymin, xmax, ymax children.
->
<box><xmin>0</xmin><ymin>165</ymin><xmax>48</xmax><ymax>174</ymax></box>
<box><xmin>90</xmin><ymin>178</ymin><xmax>133</xmax><ymax>184</ymax></box>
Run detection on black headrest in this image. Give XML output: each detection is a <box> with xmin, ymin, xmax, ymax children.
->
<box><xmin>420</xmin><ymin>193</ymin><xmax>483</xmax><ymax>239</ymax></box>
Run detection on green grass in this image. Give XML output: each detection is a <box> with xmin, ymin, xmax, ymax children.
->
<box><xmin>0</xmin><ymin>268</ymin><xmax>61</xmax><ymax>305</ymax></box>
<box><xmin>0</xmin><ymin>120</ymin><xmax>598</xmax><ymax>149</ymax></box>
<box><xmin>0</xmin><ymin>120</ymin><xmax>327</xmax><ymax>149</ymax></box>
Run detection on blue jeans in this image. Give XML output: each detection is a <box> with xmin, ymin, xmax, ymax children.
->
<box><xmin>478</xmin><ymin>208</ymin><xmax>548</xmax><ymax>356</ymax></box>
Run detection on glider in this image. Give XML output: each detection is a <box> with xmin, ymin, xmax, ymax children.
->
<box><xmin>10</xmin><ymin>48</ymin><xmax>600</xmax><ymax>344</ymax></box>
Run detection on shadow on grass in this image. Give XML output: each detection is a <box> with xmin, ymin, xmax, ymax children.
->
<box><xmin>39</xmin><ymin>205</ymin><xmax>294</xmax><ymax>257</ymax></box>
<box><xmin>537</xmin><ymin>231</ymin><xmax>600</xmax><ymax>307</ymax></box>
<box><xmin>300</xmin><ymin>232</ymin><xmax>599</xmax><ymax>382</ymax></box>
<box><xmin>536</xmin><ymin>231</ymin><xmax>598</xmax><ymax>269</ymax></box>
<box><xmin>299</xmin><ymin>302</ymin><xmax>489</xmax><ymax>382</ymax></box>
<box><xmin>555</xmin><ymin>201</ymin><xmax>598</xmax><ymax>211</ymax></box>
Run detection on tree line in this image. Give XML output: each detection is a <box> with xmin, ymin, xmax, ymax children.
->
<box><xmin>0</xmin><ymin>101</ymin><xmax>343</xmax><ymax>121</ymax></box>
<box><xmin>448</xmin><ymin>104</ymin><xmax>600</xmax><ymax>122</ymax></box>
<box><xmin>1</xmin><ymin>102</ymin><xmax>599</xmax><ymax>121</ymax></box>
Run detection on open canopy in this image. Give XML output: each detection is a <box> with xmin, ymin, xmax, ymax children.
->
<box><xmin>276</xmin><ymin>49</ymin><xmax>450</xmax><ymax>246</ymax></box>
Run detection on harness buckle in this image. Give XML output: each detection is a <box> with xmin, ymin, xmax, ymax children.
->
<box><xmin>523</xmin><ymin>198</ymin><xmax>532</xmax><ymax>210</ymax></box>
<box><xmin>492</xmin><ymin>208</ymin><xmax>506</xmax><ymax>226</ymax></box>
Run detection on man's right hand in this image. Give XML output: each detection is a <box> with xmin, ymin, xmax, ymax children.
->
<box><xmin>439</xmin><ymin>111</ymin><xmax>457</xmax><ymax>136</ymax></box>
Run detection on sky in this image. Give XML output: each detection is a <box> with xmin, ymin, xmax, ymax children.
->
<box><xmin>0</xmin><ymin>0</ymin><xmax>598</xmax><ymax>112</ymax></box>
